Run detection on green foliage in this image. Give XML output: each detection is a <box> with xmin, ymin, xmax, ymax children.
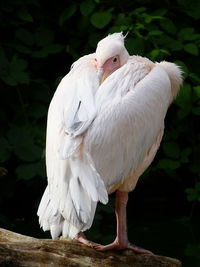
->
<box><xmin>91</xmin><ymin>9</ymin><xmax>113</xmax><ymax>29</ymax></box>
<box><xmin>59</xmin><ymin>4</ymin><xmax>77</xmax><ymax>26</ymax></box>
<box><xmin>185</xmin><ymin>183</ymin><xmax>200</xmax><ymax>202</ymax></box>
<box><xmin>185</xmin><ymin>244</ymin><xmax>200</xmax><ymax>259</ymax></box>
<box><xmin>80</xmin><ymin>0</ymin><xmax>95</xmax><ymax>16</ymax></box>
<box><xmin>0</xmin><ymin>138</ymin><xmax>11</xmax><ymax>163</ymax></box>
<box><xmin>0</xmin><ymin>0</ymin><xmax>200</xmax><ymax>251</ymax></box>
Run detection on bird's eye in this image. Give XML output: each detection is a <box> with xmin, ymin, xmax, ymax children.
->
<box><xmin>113</xmin><ymin>57</ymin><xmax>117</xmax><ymax>63</ymax></box>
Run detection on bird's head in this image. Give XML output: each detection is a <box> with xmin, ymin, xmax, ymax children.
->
<box><xmin>95</xmin><ymin>32</ymin><xmax>129</xmax><ymax>83</ymax></box>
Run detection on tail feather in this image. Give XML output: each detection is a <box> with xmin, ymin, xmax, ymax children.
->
<box><xmin>37</xmin><ymin>151</ymin><xmax>107</xmax><ymax>239</ymax></box>
<box><xmin>37</xmin><ymin>186</ymin><xmax>49</xmax><ymax>222</ymax></box>
<box><xmin>86</xmin><ymin>152</ymin><xmax>109</xmax><ymax>204</ymax></box>
<box><xmin>62</xmin><ymin>220</ymin><xmax>80</xmax><ymax>238</ymax></box>
<box><xmin>37</xmin><ymin>186</ymin><xmax>63</xmax><ymax>236</ymax></box>
<box><xmin>157</xmin><ymin>61</ymin><xmax>183</xmax><ymax>100</ymax></box>
<box><xmin>69</xmin><ymin>176</ymin><xmax>91</xmax><ymax>224</ymax></box>
<box><xmin>70</xmin><ymin>153</ymin><xmax>108</xmax><ymax>205</ymax></box>
<box><xmin>50</xmin><ymin>222</ymin><xmax>63</xmax><ymax>240</ymax></box>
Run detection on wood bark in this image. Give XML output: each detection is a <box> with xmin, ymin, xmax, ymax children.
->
<box><xmin>0</xmin><ymin>228</ymin><xmax>182</xmax><ymax>267</ymax></box>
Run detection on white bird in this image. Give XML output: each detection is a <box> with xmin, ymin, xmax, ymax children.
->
<box><xmin>37</xmin><ymin>33</ymin><xmax>183</xmax><ymax>253</ymax></box>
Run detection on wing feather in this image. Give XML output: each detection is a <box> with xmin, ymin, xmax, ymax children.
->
<box><xmin>85</xmin><ymin>61</ymin><xmax>172</xmax><ymax>190</ymax></box>
<box><xmin>63</xmin><ymin>56</ymin><xmax>98</xmax><ymax>138</ymax></box>
<box><xmin>38</xmin><ymin>53</ymin><xmax>101</xmax><ymax>238</ymax></box>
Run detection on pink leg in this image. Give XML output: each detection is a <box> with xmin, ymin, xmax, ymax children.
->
<box><xmin>75</xmin><ymin>190</ymin><xmax>153</xmax><ymax>254</ymax></box>
<box><xmin>95</xmin><ymin>191</ymin><xmax>152</xmax><ymax>254</ymax></box>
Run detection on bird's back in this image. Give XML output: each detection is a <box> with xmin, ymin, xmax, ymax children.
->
<box><xmin>84</xmin><ymin>58</ymin><xmax>172</xmax><ymax>192</ymax></box>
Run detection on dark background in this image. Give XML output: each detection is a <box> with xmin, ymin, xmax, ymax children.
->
<box><xmin>0</xmin><ymin>0</ymin><xmax>200</xmax><ymax>266</ymax></box>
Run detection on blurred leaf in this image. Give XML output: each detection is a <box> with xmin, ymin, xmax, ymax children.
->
<box><xmin>148</xmin><ymin>30</ymin><xmax>163</xmax><ymax>36</ymax></box>
<box><xmin>109</xmin><ymin>25</ymin><xmax>129</xmax><ymax>33</ymax></box>
<box><xmin>194</xmin><ymin>86</ymin><xmax>200</xmax><ymax>98</ymax></box>
<box><xmin>125</xmin><ymin>38</ymin><xmax>144</xmax><ymax>55</ymax></box>
<box><xmin>15</xmin><ymin>29</ymin><xmax>34</xmax><ymax>46</ymax></box>
<box><xmin>185</xmin><ymin>182</ymin><xmax>200</xmax><ymax>202</ymax></box>
<box><xmin>0</xmin><ymin>46</ymin><xmax>9</xmax><ymax>66</ymax></box>
<box><xmin>149</xmin><ymin>48</ymin><xmax>170</xmax><ymax>60</ymax></box>
<box><xmin>91</xmin><ymin>10</ymin><xmax>113</xmax><ymax>29</ymax></box>
<box><xmin>157</xmin><ymin>159</ymin><xmax>180</xmax><ymax>170</ymax></box>
<box><xmin>35</xmin><ymin>28</ymin><xmax>54</xmax><ymax>47</ymax></box>
<box><xmin>151</xmin><ymin>8</ymin><xmax>167</xmax><ymax>16</ymax></box>
<box><xmin>11</xmin><ymin>71</ymin><xmax>29</xmax><ymax>85</ymax></box>
<box><xmin>17</xmin><ymin>7</ymin><xmax>33</xmax><ymax>22</ymax></box>
<box><xmin>182</xmin><ymin>33</ymin><xmax>200</xmax><ymax>41</ymax></box>
<box><xmin>32</xmin><ymin>43</ymin><xmax>64</xmax><ymax>58</ymax></box>
<box><xmin>59</xmin><ymin>4</ymin><xmax>77</xmax><ymax>26</ymax></box>
<box><xmin>37</xmin><ymin>160</ymin><xmax>46</xmax><ymax>178</ymax></box>
<box><xmin>167</xmin><ymin>39</ymin><xmax>183</xmax><ymax>52</ymax></box>
<box><xmin>45</xmin><ymin>44</ymin><xmax>64</xmax><ymax>54</ymax></box>
<box><xmin>144</xmin><ymin>15</ymin><xmax>162</xmax><ymax>23</ymax></box>
<box><xmin>0</xmin><ymin>137</ymin><xmax>11</xmax><ymax>163</ymax></box>
<box><xmin>16</xmin><ymin>159</ymin><xmax>45</xmax><ymax>180</ymax></box>
<box><xmin>15</xmin><ymin>142</ymin><xmax>42</xmax><ymax>162</ymax></box>
<box><xmin>163</xmin><ymin>142</ymin><xmax>180</xmax><ymax>159</ymax></box>
<box><xmin>80</xmin><ymin>0</ymin><xmax>95</xmax><ymax>16</ymax></box>
<box><xmin>178</xmin><ymin>27</ymin><xmax>200</xmax><ymax>40</ymax></box>
<box><xmin>16</xmin><ymin>163</ymin><xmax>38</xmax><ymax>180</ymax></box>
<box><xmin>192</xmin><ymin>107</ymin><xmax>200</xmax><ymax>115</ymax></box>
<box><xmin>190</xmin><ymin>73</ymin><xmax>200</xmax><ymax>83</ymax></box>
<box><xmin>26</xmin><ymin>103</ymin><xmax>47</xmax><ymax>119</ymax></box>
<box><xmin>115</xmin><ymin>13</ymin><xmax>132</xmax><ymax>26</ymax></box>
<box><xmin>160</xmin><ymin>18</ymin><xmax>176</xmax><ymax>34</ymax></box>
<box><xmin>177</xmin><ymin>105</ymin><xmax>191</xmax><ymax>119</ymax></box>
<box><xmin>0</xmin><ymin>54</ymin><xmax>29</xmax><ymax>85</ymax></box>
<box><xmin>179</xmin><ymin>0</ymin><xmax>200</xmax><ymax>19</ymax></box>
<box><xmin>11</xmin><ymin>55</ymin><xmax>27</xmax><ymax>70</ymax></box>
<box><xmin>88</xmin><ymin>33</ymin><xmax>104</xmax><ymax>48</ymax></box>
<box><xmin>0</xmin><ymin>214</ymin><xmax>9</xmax><ymax>225</ymax></box>
<box><xmin>10</xmin><ymin>55</ymin><xmax>29</xmax><ymax>84</ymax></box>
<box><xmin>0</xmin><ymin>47</ymin><xmax>10</xmax><ymax>83</ymax></box>
<box><xmin>150</xmin><ymin>49</ymin><xmax>160</xmax><ymax>59</ymax></box>
<box><xmin>15</xmin><ymin>44</ymin><xmax>32</xmax><ymax>54</ymax></box>
<box><xmin>133</xmin><ymin>7</ymin><xmax>146</xmax><ymax>14</ymax></box>
<box><xmin>184</xmin><ymin>43</ymin><xmax>199</xmax><ymax>55</ymax></box>
<box><xmin>8</xmin><ymin>125</ymin><xmax>42</xmax><ymax>162</ymax></box>
<box><xmin>29</xmin><ymin>82</ymin><xmax>51</xmax><ymax>103</ymax></box>
<box><xmin>176</xmin><ymin>83</ymin><xmax>191</xmax><ymax>107</ymax></box>
<box><xmin>185</xmin><ymin>244</ymin><xmax>200</xmax><ymax>258</ymax></box>
<box><xmin>31</xmin><ymin>50</ymin><xmax>48</xmax><ymax>58</ymax></box>
<box><xmin>179</xmin><ymin>27</ymin><xmax>194</xmax><ymax>37</ymax></box>
<box><xmin>180</xmin><ymin>147</ymin><xmax>192</xmax><ymax>163</ymax></box>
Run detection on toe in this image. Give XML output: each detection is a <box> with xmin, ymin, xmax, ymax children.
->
<box><xmin>94</xmin><ymin>243</ymin><xmax>117</xmax><ymax>251</ymax></box>
<box><xmin>128</xmin><ymin>243</ymin><xmax>154</xmax><ymax>255</ymax></box>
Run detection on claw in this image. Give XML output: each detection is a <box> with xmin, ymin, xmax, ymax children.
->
<box><xmin>128</xmin><ymin>243</ymin><xmax>154</xmax><ymax>255</ymax></box>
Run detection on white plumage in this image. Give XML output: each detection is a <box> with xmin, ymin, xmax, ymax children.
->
<box><xmin>37</xmin><ymin>33</ymin><xmax>182</xmax><ymax>251</ymax></box>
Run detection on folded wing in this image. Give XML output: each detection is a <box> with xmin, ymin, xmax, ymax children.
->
<box><xmin>84</xmin><ymin>59</ymin><xmax>173</xmax><ymax>191</ymax></box>
<box><xmin>37</xmin><ymin>54</ymin><xmax>107</xmax><ymax>239</ymax></box>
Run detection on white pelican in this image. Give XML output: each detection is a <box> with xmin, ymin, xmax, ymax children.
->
<box><xmin>37</xmin><ymin>33</ymin><xmax>183</xmax><ymax>253</ymax></box>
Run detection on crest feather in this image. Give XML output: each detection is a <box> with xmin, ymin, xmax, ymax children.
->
<box><xmin>95</xmin><ymin>32</ymin><xmax>129</xmax><ymax>67</ymax></box>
